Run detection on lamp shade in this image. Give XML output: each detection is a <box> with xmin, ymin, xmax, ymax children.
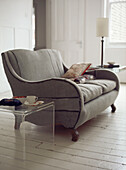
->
<box><xmin>96</xmin><ymin>18</ymin><xmax>109</xmax><ymax>37</ymax></box>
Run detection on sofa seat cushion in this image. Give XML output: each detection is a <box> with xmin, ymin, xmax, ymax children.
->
<box><xmin>85</xmin><ymin>79</ymin><xmax>116</xmax><ymax>94</ymax></box>
<box><xmin>78</xmin><ymin>83</ymin><xmax>103</xmax><ymax>103</ymax></box>
<box><xmin>78</xmin><ymin>79</ymin><xmax>116</xmax><ymax>103</ymax></box>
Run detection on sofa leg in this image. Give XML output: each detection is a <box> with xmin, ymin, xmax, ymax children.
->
<box><xmin>71</xmin><ymin>129</ymin><xmax>79</xmax><ymax>142</ymax></box>
<box><xmin>111</xmin><ymin>104</ymin><xmax>116</xmax><ymax>113</ymax></box>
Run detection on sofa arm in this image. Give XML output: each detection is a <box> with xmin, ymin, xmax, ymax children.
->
<box><xmin>29</xmin><ymin>78</ymin><xmax>83</xmax><ymax>98</ymax></box>
<box><xmin>94</xmin><ymin>69</ymin><xmax>120</xmax><ymax>91</ymax></box>
<box><xmin>10</xmin><ymin>74</ymin><xmax>83</xmax><ymax>100</ymax></box>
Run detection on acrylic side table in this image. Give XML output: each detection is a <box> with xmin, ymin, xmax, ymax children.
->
<box><xmin>0</xmin><ymin>101</ymin><xmax>55</xmax><ymax>142</ymax></box>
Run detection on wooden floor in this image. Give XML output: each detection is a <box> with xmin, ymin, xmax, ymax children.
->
<box><xmin>0</xmin><ymin>84</ymin><xmax>126</xmax><ymax>170</ymax></box>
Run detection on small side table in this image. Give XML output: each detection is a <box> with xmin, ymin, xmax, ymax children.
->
<box><xmin>87</xmin><ymin>66</ymin><xmax>126</xmax><ymax>73</ymax></box>
<box><xmin>0</xmin><ymin>101</ymin><xmax>55</xmax><ymax>142</ymax></box>
<box><xmin>103</xmin><ymin>66</ymin><xmax>126</xmax><ymax>73</ymax></box>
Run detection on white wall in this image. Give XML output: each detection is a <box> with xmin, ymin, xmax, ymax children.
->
<box><xmin>104</xmin><ymin>0</ymin><xmax>126</xmax><ymax>83</ymax></box>
<box><xmin>84</xmin><ymin>0</ymin><xmax>104</xmax><ymax>65</ymax></box>
<box><xmin>84</xmin><ymin>0</ymin><xmax>126</xmax><ymax>83</ymax></box>
<box><xmin>0</xmin><ymin>0</ymin><xmax>33</xmax><ymax>93</ymax></box>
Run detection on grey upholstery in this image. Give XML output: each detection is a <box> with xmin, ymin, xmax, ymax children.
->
<box><xmin>7</xmin><ymin>49</ymin><xmax>64</xmax><ymax>80</ymax></box>
<box><xmin>1</xmin><ymin>49</ymin><xmax>119</xmax><ymax>133</ymax></box>
<box><xmin>78</xmin><ymin>79</ymin><xmax>116</xmax><ymax>103</ymax></box>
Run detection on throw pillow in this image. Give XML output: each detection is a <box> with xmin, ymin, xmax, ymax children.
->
<box><xmin>62</xmin><ymin>63</ymin><xmax>91</xmax><ymax>79</ymax></box>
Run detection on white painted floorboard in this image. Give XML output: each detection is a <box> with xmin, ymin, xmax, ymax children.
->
<box><xmin>0</xmin><ymin>84</ymin><xmax>126</xmax><ymax>170</ymax></box>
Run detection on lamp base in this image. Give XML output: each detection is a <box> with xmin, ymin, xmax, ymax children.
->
<box><xmin>97</xmin><ymin>65</ymin><xmax>104</xmax><ymax>68</ymax></box>
<box><xmin>100</xmin><ymin>37</ymin><xmax>104</xmax><ymax>68</ymax></box>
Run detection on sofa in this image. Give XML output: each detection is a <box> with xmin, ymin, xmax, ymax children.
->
<box><xmin>1</xmin><ymin>49</ymin><xmax>119</xmax><ymax>141</ymax></box>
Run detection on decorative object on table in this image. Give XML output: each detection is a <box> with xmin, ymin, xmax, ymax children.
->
<box><xmin>107</xmin><ymin>62</ymin><xmax>115</xmax><ymax>65</ymax></box>
<box><xmin>96</xmin><ymin>18</ymin><xmax>109</xmax><ymax>67</ymax></box>
<box><xmin>0</xmin><ymin>98</ymin><xmax>22</xmax><ymax>106</ymax></box>
<box><xmin>107</xmin><ymin>62</ymin><xmax>120</xmax><ymax>68</ymax></box>
<box><xmin>103</xmin><ymin>62</ymin><xmax>120</xmax><ymax>68</ymax></box>
<box><xmin>108</xmin><ymin>64</ymin><xmax>120</xmax><ymax>68</ymax></box>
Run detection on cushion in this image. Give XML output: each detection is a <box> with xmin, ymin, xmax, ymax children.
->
<box><xmin>85</xmin><ymin>79</ymin><xmax>116</xmax><ymax>94</ymax></box>
<box><xmin>78</xmin><ymin>83</ymin><xmax>103</xmax><ymax>103</ymax></box>
<box><xmin>62</xmin><ymin>63</ymin><xmax>91</xmax><ymax>79</ymax></box>
<box><xmin>78</xmin><ymin>79</ymin><xmax>116</xmax><ymax>103</ymax></box>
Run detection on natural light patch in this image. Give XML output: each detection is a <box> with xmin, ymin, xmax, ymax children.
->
<box><xmin>109</xmin><ymin>0</ymin><xmax>126</xmax><ymax>2</ymax></box>
<box><xmin>109</xmin><ymin>0</ymin><xmax>126</xmax><ymax>43</ymax></box>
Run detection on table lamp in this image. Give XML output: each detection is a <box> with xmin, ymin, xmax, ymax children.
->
<box><xmin>96</xmin><ymin>18</ymin><xmax>109</xmax><ymax>67</ymax></box>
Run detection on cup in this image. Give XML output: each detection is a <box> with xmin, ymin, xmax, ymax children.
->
<box><xmin>26</xmin><ymin>96</ymin><xmax>38</xmax><ymax>104</ymax></box>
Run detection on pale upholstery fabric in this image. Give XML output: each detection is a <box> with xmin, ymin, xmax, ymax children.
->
<box><xmin>78</xmin><ymin>83</ymin><xmax>103</xmax><ymax>103</ymax></box>
<box><xmin>78</xmin><ymin>79</ymin><xmax>116</xmax><ymax>103</ymax></box>
<box><xmin>7</xmin><ymin>49</ymin><xmax>64</xmax><ymax>80</ymax></box>
<box><xmin>1</xmin><ymin>49</ymin><xmax>120</xmax><ymax>130</ymax></box>
<box><xmin>85</xmin><ymin>79</ymin><xmax>116</xmax><ymax>94</ymax></box>
<box><xmin>75</xmin><ymin>90</ymin><xmax>118</xmax><ymax>128</ymax></box>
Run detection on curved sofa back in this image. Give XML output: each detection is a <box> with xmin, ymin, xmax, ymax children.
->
<box><xmin>2</xmin><ymin>49</ymin><xmax>65</xmax><ymax>81</ymax></box>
